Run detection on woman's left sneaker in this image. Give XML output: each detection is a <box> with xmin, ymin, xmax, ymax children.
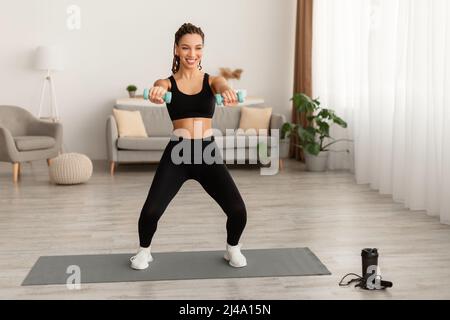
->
<box><xmin>224</xmin><ymin>243</ymin><xmax>247</xmax><ymax>268</ymax></box>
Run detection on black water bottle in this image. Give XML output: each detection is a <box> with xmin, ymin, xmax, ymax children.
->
<box><xmin>361</xmin><ymin>248</ymin><xmax>379</xmax><ymax>286</ymax></box>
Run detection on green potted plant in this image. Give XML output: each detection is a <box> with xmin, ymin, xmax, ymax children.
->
<box><xmin>282</xmin><ymin>93</ymin><xmax>351</xmax><ymax>172</ymax></box>
<box><xmin>126</xmin><ymin>84</ymin><xmax>138</xmax><ymax>98</ymax></box>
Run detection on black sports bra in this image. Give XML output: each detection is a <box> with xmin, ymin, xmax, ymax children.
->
<box><xmin>166</xmin><ymin>73</ymin><xmax>216</xmax><ymax>121</ymax></box>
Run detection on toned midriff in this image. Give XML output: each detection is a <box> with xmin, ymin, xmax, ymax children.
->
<box><xmin>172</xmin><ymin>117</ymin><xmax>213</xmax><ymax>139</ymax></box>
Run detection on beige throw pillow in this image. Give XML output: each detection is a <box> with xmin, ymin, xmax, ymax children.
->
<box><xmin>238</xmin><ymin>106</ymin><xmax>272</xmax><ymax>136</ymax></box>
<box><xmin>113</xmin><ymin>109</ymin><xmax>148</xmax><ymax>137</ymax></box>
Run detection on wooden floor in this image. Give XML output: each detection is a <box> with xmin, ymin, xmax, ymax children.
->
<box><xmin>1</xmin><ymin>159</ymin><xmax>450</xmax><ymax>300</ymax></box>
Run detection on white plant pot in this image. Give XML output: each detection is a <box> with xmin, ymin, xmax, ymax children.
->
<box><xmin>304</xmin><ymin>151</ymin><xmax>329</xmax><ymax>172</ymax></box>
<box><xmin>279</xmin><ymin>138</ymin><xmax>290</xmax><ymax>159</ymax></box>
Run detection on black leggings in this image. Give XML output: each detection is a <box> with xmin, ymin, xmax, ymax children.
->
<box><xmin>138</xmin><ymin>135</ymin><xmax>247</xmax><ymax>248</ymax></box>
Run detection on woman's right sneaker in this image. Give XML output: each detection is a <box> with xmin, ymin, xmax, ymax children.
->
<box><xmin>130</xmin><ymin>247</ymin><xmax>153</xmax><ymax>270</ymax></box>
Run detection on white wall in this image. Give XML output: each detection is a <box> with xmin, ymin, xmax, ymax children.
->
<box><xmin>0</xmin><ymin>0</ymin><xmax>297</xmax><ymax>160</ymax></box>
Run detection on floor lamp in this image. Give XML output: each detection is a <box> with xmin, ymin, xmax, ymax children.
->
<box><xmin>35</xmin><ymin>45</ymin><xmax>64</xmax><ymax>122</ymax></box>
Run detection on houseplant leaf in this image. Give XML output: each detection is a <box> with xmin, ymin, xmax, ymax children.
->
<box><xmin>305</xmin><ymin>143</ymin><xmax>321</xmax><ymax>156</ymax></box>
<box><xmin>292</xmin><ymin>93</ymin><xmax>316</xmax><ymax>113</ymax></box>
<box><xmin>297</xmin><ymin>126</ymin><xmax>315</xmax><ymax>142</ymax></box>
<box><xmin>331</xmin><ymin>114</ymin><xmax>348</xmax><ymax>128</ymax></box>
<box><xmin>281</xmin><ymin>122</ymin><xmax>295</xmax><ymax>139</ymax></box>
<box><xmin>316</xmin><ymin>120</ymin><xmax>330</xmax><ymax>137</ymax></box>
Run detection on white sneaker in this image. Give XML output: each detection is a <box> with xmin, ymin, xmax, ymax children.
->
<box><xmin>224</xmin><ymin>243</ymin><xmax>247</xmax><ymax>268</ymax></box>
<box><xmin>130</xmin><ymin>247</ymin><xmax>154</xmax><ymax>270</ymax></box>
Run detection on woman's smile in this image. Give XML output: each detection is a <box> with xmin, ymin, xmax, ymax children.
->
<box><xmin>185</xmin><ymin>58</ymin><xmax>197</xmax><ymax>65</ymax></box>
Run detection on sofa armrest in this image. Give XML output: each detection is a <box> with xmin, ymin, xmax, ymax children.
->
<box><xmin>270</xmin><ymin>113</ymin><xmax>286</xmax><ymax>133</ymax></box>
<box><xmin>0</xmin><ymin>126</ymin><xmax>19</xmax><ymax>162</ymax></box>
<box><xmin>28</xmin><ymin>120</ymin><xmax>63</xmax><ymax>149</ymax></box>
<box><xmin>106</xmin><ymin>115</ymin><xmax>119</xmax><ymax>161</ymax></box>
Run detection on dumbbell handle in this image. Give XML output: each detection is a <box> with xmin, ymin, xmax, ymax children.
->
<box><xmin>215</xmin><ymin>90</ymin><xmax>245</xmax><ymax>106</ymax></box>
<box><xmin>143</xmin><ymin>88</ymin><xmax>172</xmax><ymax>103</ymax></box>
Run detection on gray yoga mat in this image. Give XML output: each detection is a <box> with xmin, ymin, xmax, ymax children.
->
<box><xmin>22</xmin><ymin>247</ymin><xmax>331</xmax><ymax>286</ymax></box>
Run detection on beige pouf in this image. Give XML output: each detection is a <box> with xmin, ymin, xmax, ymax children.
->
<box><xmin>49</xmin><ymin>153</ymin><xmax>93</xmax><ymax>185</ymax></box>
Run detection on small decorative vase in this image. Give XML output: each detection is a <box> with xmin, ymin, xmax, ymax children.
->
<box><xmin>128</xmin><ymin>91</ymin><xmax>136</xmax><ymax>98</ymax></box>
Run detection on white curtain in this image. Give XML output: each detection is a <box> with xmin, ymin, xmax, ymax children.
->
<box><xmin>312</xmin><ymin>0</ymin><xmax>450</xmax><ymax>224</ymax></box>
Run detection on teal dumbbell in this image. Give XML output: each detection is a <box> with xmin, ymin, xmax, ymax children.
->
<box><xmin>215</xmin><ymin>91</ymin><xmax>245</xmax><ymax>106</ymax></box>
<box><xmin>143</xmin><ymin>88</ymin><xmax>172</xmax><ymax>103</ymax></box>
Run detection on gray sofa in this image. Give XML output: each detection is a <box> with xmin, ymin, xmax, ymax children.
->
<box><xmin>106</xmin><ymin>105</ymin><xmax>285</xmax><ymax>175</ymax></box>
<box><xmin>0</xmin><ymin>105</ymin><xmax>63</xmax><ymax>182</ymax></box>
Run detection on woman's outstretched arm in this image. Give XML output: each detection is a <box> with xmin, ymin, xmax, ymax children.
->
<box><xmin>149</xmin><ymin>79</ymin><xmax>171</xmax><ymax>104</ymax></box>
<box><xmin>211</xmin><ymin>76</ymin><xmax>238</xmax><ymax>106</ymax></box>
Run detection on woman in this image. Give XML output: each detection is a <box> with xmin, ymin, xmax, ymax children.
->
<box><xmin>130</xmin><ymin>23</ymin><xmax>248</xmax><ymax>270</ymax></box>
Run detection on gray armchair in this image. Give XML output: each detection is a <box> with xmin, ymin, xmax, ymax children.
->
<box><xmin>0</xmin><ymin>105</ymin><xmax>63</xmax><ymax>182</ymax></box>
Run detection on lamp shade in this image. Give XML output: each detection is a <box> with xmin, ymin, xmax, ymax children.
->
<box><xmin>35</xmin><ymin>45</ymin><xmax>64</xmax><ymax>71</ymax></box>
